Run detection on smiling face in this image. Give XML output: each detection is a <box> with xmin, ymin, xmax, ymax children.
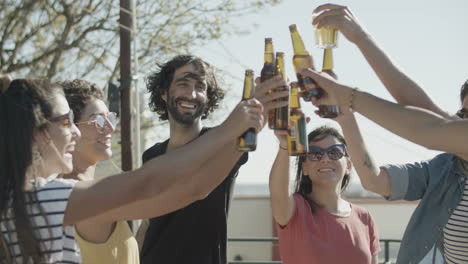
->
<box><xmin>162</xmin><ymin>63</ymin><xmax>208</xmax><ymax>125</ymax></box>
<box><xmin>39</xmin><ymin>92</ymin><xmax>81</xmax><ymax>176</ymax></box>
<box><xmin>74</xmin><ymin>99</ymin><xmax>115</xmax><ymax>164</ymax></box>
<box><xmin>302</xmin><ymin>135</ymin><xmax>352</xmax><ymax>190</ymax></box>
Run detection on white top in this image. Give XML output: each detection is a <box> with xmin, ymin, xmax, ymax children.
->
<box><xmin>1</xmin><ymin>178</ymin><xmax>81</xmax><ymax>263</ymax></box>
<box><xmin>444</xmin><ymin>178</ymin><xmax>468</xmax><ymax>263</ymax></box>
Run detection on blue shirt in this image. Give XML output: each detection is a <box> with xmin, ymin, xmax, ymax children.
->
<box><xmin>384</xmin><ymin>153</ymin><xmax>468</xmax><ymax>264</ymax></box>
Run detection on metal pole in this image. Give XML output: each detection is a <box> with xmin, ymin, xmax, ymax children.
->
<box><xmin>120</xmin><ymin>0</ymin><xmax>133</xmax><ymax>171</ymax></box>
<box><xmin>131</xmin><ymin>0</ymin><xmax>142</xmax><ymax>168</ymax></box>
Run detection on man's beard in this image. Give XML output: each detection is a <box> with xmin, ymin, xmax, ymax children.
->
<box><xmin>167</xmin><ymin>96</ymin><xmax>206</xmax><ymax>125</ymax></box>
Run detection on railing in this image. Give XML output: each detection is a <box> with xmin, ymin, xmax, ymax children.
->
<box><xmin>380</xmin><ymin>239</ymin><xmax>401</xmax><ymax>264</ymax></box>
<box><xmin>228</xmin><ymin>237</ymin><xmax>401</xmax><ymax>264</ymax></box>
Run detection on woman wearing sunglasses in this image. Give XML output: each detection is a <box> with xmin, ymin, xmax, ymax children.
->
<box><xmin>0</xmin><ymin>76</ymin><xmax>264</xmax><ymax>263</ymax></box>
<box><xmin>269</xmin><ymin>126</ymin><xmax>380</xmax><ymax>264</ymax></box>
<box><xmin>59</xmin><ymin>80</ymin><xmax>134</xmax><ymax>263</ymax></box>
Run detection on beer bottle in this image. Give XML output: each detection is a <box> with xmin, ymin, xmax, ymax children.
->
<box><xmin>318</xmin><ymin>48</ymin><xmax>340</xmax><ymax>118</ymax></box>
<box><xmin>273</xmin><ymin>52</ymin><xmax>289</xmax><ymax>130</ymax></box>
<box><xmin>289</xmin><ymin>24</ymin><xmax>323</xmax><ymax>101</ymax></box>
<box><xmin>261</xmin><ymin>38</ymin><xmax>276</xmax><ymax>82</ymax></box>
<box><xmin>238</xmin><ymin>69</ymin><xmax>257</xmax><ymax>152</ymax></box>
<box><xmin>287</xmin><ymin>82</ymin><xmax>308</xmax><ymax>156</ymax></box>
<box><xmin>260</xmin><ymin>38</ymin><xmax>277</xmax><ymax>129</ymax></box>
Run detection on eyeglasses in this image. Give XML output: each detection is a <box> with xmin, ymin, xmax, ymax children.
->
<box><xmin>75</xmin><ymin>112</ymin><xmax>118</xmax><ymax>133</ymax></box>
<box><xmin>49</xmin><ymin>110</ymin><xmax>74</xmax><ymax>127</ymax></box>
<box><xmin>307</xmin><ymin>144</ymin><xmax>348</xmax><ymax>161</ymax></box>
<box><xmin>457</xmin><ymin>108</ymin><xmax>467</xmax><ymax>119</ymax></box>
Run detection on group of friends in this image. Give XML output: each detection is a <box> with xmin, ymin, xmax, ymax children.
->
<box><xmin>0</xmin><ymin>4</ymin><xmax>467</xmax><ymax>264</ymax></box>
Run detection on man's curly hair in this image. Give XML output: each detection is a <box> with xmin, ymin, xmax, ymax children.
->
<box><xmin>146</xmin><ymin>55</ymin><xmax>225</xmax><ymax>121</ymax></box>
<box><xmin>461</xmin><ymin>79</ymin><xmax>468</xmax><ymax>104</ymax></box>
<box><xmin>57</xmin><ymin>80</ymin><xmax>104</xmax><ymax>122</ymax></box>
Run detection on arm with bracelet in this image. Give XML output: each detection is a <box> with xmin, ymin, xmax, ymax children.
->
<box><xmin>269</xmin><ymin>130</ymin><xmax>295</xmax><ymax>226</ymax></box>
<box><xmin>300</xmin><ymin>68</ymin><xmax>468</xmax><ymax>160</ymax></box>
<box><xmin>312</xmin><ymin>3</ymin><xmax>450</xmax><ymax>118</ymax></box>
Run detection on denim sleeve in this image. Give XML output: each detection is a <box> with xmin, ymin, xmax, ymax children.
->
<box><xmin>382</xmin><ymin>160</ymin><xmax>430</xmax><ymax>201</ymax></box>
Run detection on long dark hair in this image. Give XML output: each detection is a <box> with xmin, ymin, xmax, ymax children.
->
<box><xmin>294</xmin><ymin>126</ymin><xmax>350</xmax><ymax>214</ymax></box>
<box><xmin>0</xmin><ymin>77</ymin><xmax>62</xmax><ymax>262</ymax></box>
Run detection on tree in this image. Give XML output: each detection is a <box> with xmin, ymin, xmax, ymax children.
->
<box><xmin>0</xmin><ymin>0</ymin><xmax>281</xmax><ymax>82</ymax></box>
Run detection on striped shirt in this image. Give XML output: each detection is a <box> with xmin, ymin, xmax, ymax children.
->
<box><xmin>0</xmin><ymin>179</ymin><xmax>81</xmax><ymax>263</ymax></box>
<box><xmin>444</xmin><ymin>176</ymin><xmax>468</xmax><ymax>263</ymax></box>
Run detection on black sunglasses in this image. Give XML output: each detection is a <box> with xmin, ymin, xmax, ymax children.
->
<box><xmin>457</xmin><ymin>108</ymin><xmax>467</xmax><ymax>119</ymax></box>
<box><xmin>307</xmin><ymin>144</ymin><xmax>348</xmax><ymax>161</ymax></box>
<box><xmin>49</xmin><ymin>110</ymin><xmax>74</xmax><ymax>127</ymax></box>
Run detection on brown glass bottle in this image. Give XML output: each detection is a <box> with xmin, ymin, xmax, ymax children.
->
<box><xmin>273</xmin><ymin>52</ymin><xmax>289</xmax><ymax>130</ymax></box>
<box><xmin>287</xmin><ymin>82</ymin><xmax>308</xmax><ymax>156</ymax></box>
<box><xmin>289</xmin><ymin>24</ymin><xmax>323</xmax><ymax>101</ymax></box>
<box><xmin>238</xmin><ymin>69</ymin><xmax>257</xmax><ymax>152</ymax></box>
<box><xmin>260</xmin><ymin>38</ymin><xmax>277</xmax><ymax>129</ymax></box>
<box><xmin>318</xmin><ymin>48</ymin><xmax>340</xmax><ymax>118</ymax></box>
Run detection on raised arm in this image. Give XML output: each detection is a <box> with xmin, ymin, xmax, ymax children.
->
<box><xmin>83</xmin><ymin>139</ymin><xmax>246</xmax><ymax>222</ymax></box>
<box><xmin>313</xmin><ymin>4</ymin><xmax>449</xmax><ymax>118</ymax></box>
<box><xmin>64</xmin><ymin>99</ymin><xmax>264</xmax><ymax>225</ymax></box>
<box><xmin>335</xmin><ymin>110</ymin><xmax>391</xmax><ymax>197</ymax></box>
<box><xmin>64</xmin><ymin>76</ymin><xmax>290</xmax><ymax>225</ymax></box>
<box><xmin>269</xmin><ymin>130</ymin><xmax>295</xmax><ymax>226</ymax></box>
<box><xmin>300</xmin><ymin>68</ymin><xmax>468</xmax><ymax>160</ymax></box>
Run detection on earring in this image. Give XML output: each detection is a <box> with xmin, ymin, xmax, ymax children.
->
<box><xmin>24</xmin><ymin>145</ymin><xmax>46</xmax><ymax>190</ymax></box>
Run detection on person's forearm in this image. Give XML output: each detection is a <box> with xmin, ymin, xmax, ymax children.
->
<box><xmin>66</xmin><ymin>134</ymin><xmax>245</xmax><ymax>224</ymax></box>
<box><xmin>337</xmin><ymin>114</ymin><xmax>390</xmax><ymax>197</ymax></box>
<box><xmin>355</xmin><ymin>35</ymin><xmax>446</xmax><ymax>116</ymax></box>
<box><xmin>269</xmin><ymin>148</ymin><xmax>293</xmax><ymax>225</ymax></box>
<box><xmin>186</xmin><ymin>140</ymin><xmax>243</xmax><ymax>200</ymax></box>
<box><xmin>354</xmin><ymin>90</ymin><xmax>468</xmax><ymax>157</ymax></box>
<box><xmin>139</xmin><ymin>123</ymin><xmax>239</xmax><ymax>198</ymax></box>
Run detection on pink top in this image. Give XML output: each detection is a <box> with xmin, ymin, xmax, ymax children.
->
<box><xmin>277</xmin><ymin>193</ymin><xmax>380</xmax><ymax>264</ymax></box>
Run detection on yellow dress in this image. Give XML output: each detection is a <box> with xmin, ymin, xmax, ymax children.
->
<box><xmin>75</xmin><ymin>221</ymin><xmax>139</xmax><ymax>264</ymax></box>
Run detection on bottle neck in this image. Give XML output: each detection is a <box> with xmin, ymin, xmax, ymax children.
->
<box><xmin>291</xmin><ymin>30</ymin><xmax>309</xmax><ymax>56</ymax></box>
<box><xmin>290</xmin><ymin>87</ymin><xmax>301</xmax><ymax>108</ymax></box>
<box><xmin>242</xmin><ymin>73</ymin><xmax>254</xmax><ymax>99</ymax></box>
<box><xmin>275</xmin><ymin>55</ymin><xmax>286</xmax><ymax>81</ymax></box>
<box><xmin>322</xmin><ymin>48</ymin><xmax>334</xmax><ymax>70</ymax></box>
<box><xmin>264</xmin><ymin>53</ymin><xmax>274</xmax><ymax>64</ymax></box>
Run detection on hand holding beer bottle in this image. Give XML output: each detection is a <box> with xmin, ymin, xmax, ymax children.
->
<box><xmin>287</xmin><ymin>82</ymin><xmax>308</xmax><ymax>156</ymax></box>
<box><xmin>271</xmin><ymin>52</ymin><xmax>290</xmax><ymax>130</ymax></box>
<box><xmin>289</xmin><ymin>24</ymin><xmax>339</xmax><ymax>118</ymax></box>
<box><xmin>312</xmin><ymin>4</ymin><xmax>369</xmax><ymax>46</ymax></box>
<box><xmin>238</xmin><ymin>70</ymin><xmax>258</xmax><ymax>152</ymax></box>
<box><xmin>289</xmin><ymin>24</ymin><xmax>321</xmax><ymax>101</ymax></box>
<box><xmin>257</xmin><ymin>38</ymin><xmax>290</xmax><ymax>130</ymax></box>
<box><xmin>317</xmin><ymin>48</ymin><xmax>340</xmax><ymax>118</ymax></box>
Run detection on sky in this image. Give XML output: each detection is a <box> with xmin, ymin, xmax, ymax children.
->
<box><xmin>176</xmin><ymin>0</ymin><xmax>468</xmax><ymax>185</ymax></box>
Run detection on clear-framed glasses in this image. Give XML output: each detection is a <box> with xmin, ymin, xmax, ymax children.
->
<box><xmin>307</xmin><ymin>144</ymin><xmax>348</xmax><ymax>161</ymax></box>
<box><xmin>49</xmin><ymin>110</ymin><xmax>74</xmax><ymax>127</ymax></box>
<box><xmin>456</xmin><ymin>108</ymin><xmax>467</xmax><ymax>119</ymax></box>
<box><xmin>75</xmin><ymin>112</ymin><xmax>118</xmax><ymax>133</ymax></box>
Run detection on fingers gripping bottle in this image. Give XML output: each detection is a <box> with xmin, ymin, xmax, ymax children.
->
<box><xmin>289</xmin><ymin>24</ymin><xmax>321</xmax><ymax>100</ymax></box>
<box><xmin>318</xmin><ymin>48</ymin><xmax>340</xmax><ymax>118</ymax></box>
<box><xmin>273</xmin><ymin>52</ymin><xmax>289</xmax><ymax>130</ymax></box>
<box><xmin>287</xmin><ymin>82</ymin><xmax>308</xmax><ymax>156</ymax></box>
<box><xmin>238</xmin><ymin>69</ymin><xmax>257</xmax><ymax>152</ymax></box>
<box><xmin>260</xmin><ymin>38</ymin><xmax>277</xmax><ymax>129</ymax></box>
